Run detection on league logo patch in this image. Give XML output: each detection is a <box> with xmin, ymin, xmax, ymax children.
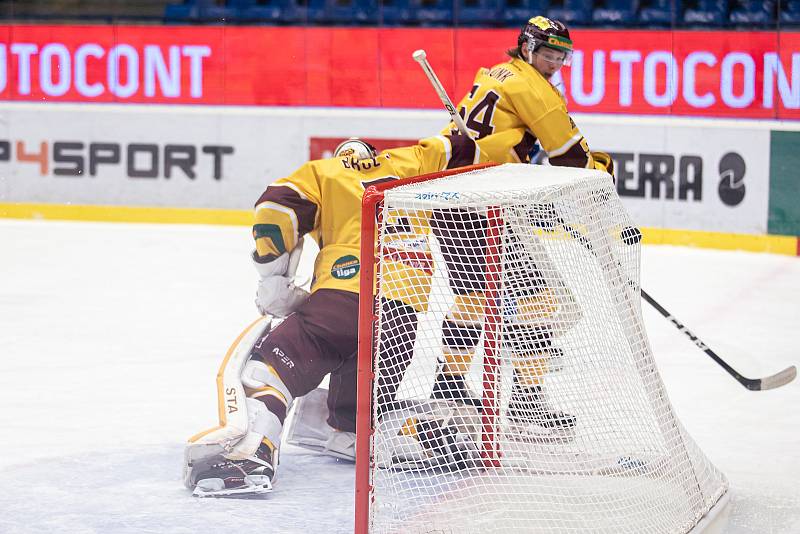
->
<box><xmin>331</xmin><ymin>255</ymin><xmax>360</xmax><ymax>279</ymax></box>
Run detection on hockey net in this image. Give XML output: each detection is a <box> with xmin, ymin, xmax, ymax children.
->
<box><xmin>355</xmin><ymin>163</ymin><xmax>729</xmax><ymax>534</ymax></box>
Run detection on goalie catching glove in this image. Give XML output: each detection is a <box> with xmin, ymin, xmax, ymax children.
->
<box><xmin>253</xmin><ymin>251</ymin><xmax>309</xmax><ymax>318</ymax></box>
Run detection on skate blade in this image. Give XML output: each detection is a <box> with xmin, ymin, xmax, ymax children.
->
<box><xmin>503</xmin><ymin>420</ymin><xmax>576</xmax><ymax>444</ymax></box>
<box><xmin>379</xmin><ymin>453</ymin><xmax>485</xmax><ymax>473</ymax></box>
<box><xmin>192</xmin><ymin>476</ymin><xmax>273</xmax><ymax>498</ymax></box>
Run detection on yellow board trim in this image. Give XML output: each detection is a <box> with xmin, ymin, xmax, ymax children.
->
<box><xmin>0</xmin><ymin>202</ymin><xmax>252</xmax><ymax>226</ymax></box>
<box><xmin>642</xmin><ymin>227</ymin><xmax>797</xmax><ymax>256</ymax></box>
<box><xmin>1</xmin><ymin>202</ymin><xmax>796</xmax><ymax>256</ymax></box>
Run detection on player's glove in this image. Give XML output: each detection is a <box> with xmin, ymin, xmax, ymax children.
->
<box><xmin>253</xmin><ymin>252</ymin><xmax>308</xmax><ymax>317</ymax></box>
<box><xmin>591</xmin><ymin>150</ymin><xmax>615</xmax><ymax>182</ymax></box>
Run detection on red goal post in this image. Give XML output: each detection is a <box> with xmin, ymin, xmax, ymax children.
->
<box><xmin>355</xmin><ymin>163</ymin><xmax>500</xmax><ymax>533</ymax></box>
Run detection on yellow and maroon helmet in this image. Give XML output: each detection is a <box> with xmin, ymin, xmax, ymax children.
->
<box><xmin>518</xmin><ymin>16</ymin><xmax>574</xmax><ymax>66</ymax></box>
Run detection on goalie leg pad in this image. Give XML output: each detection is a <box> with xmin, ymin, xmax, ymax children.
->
<box><xmin>183</xmin><ymin>317</ymin><xmax>273</xmax><ymax>488</ymax></box>
<box><xmin>224</xmin><ymin>397</ymin><xmax>284</xmax><ymax>461</ymax></box>
<box><xmin>184</xmin><ymin>320</ymin><xmax>293</xmax><ymax>489</ymax></box>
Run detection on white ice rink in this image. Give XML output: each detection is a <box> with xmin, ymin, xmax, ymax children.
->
<box><xmin>0</xmin><ymin>219</ymin><xmax>798</xmax><ymax>533</ymax></box>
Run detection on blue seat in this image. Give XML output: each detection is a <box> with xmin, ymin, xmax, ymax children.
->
<box><xmin>408</xmin><ymin>0</ymin><xmax>454</xmax><ymax>26</ymax></box>
<box><xmin>165</xmin><ymin>2</ymin><xmax>195</xmax><ymax>22</ymax></box>
<box><xmin>231</xmin><ymin>0</ymin><xmax>284</xmax><ymax>22</ymax></box>
<box><xmin>270</xmin><ymin>0</ymin><xmax>325</xmax><ymax>25</ymax></box>
<box><xmin>321</xmin><ymin>0</ymin><xmax>379</xmax><ymax>24</ymax></box>
<box><xmin>195</xmin><ymin>0</ymin><xmax>238</xmax><ymax>22</ymax></box>
<box><xmin>683</xmin><ymin>0</ymin><xmax>730</xmax><ymax>26</ymax></box>
<box><xmin>376</xmin><ymin>0</ymin><xmax>415</xmax><ymax>25</ymax></box>
<box><xmin>548</xmin><ymin>0</ymin><xmax>593</xmax><ymax>26</ymax></box>
<box><xmin>729</xmin><ymin>0</ymin><xmax>775</xmax><ymax>26</ymax></box>
<box><xmin>780</xmin><ymin>0</ymin><xmax>800</xmax><ymax>26</ymax></box>
<box><xmin>638</xmin><ymin>0</ymin><xmax>676</xmax><ymax>26</ymax></box>
<box><xmin>500</xmin><ymin>0</ymin><xmax>552</xmax><ymax>27</ymax></box>
<box><xmin>165</xmin><ymin>0</ymin><xmax>226</xmax><ymax>22</ymax></box>
<box><xmin>593</xmin><ymin>0</ymin><xmax>639</xmax><ymax>25</ymax></box>
<box><xmin>455</xmin><ymin>0</ymin><xmax>500</xmax><ymax>25</ymax></box>
<box><xmin>228</xmin><ymin>0</ymin><xmax>277</xmax><ymax>22</ymax></box>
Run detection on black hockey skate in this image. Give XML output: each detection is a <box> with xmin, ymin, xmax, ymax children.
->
<box><xmin>507</xmin><ymin>377</ymin><xmax>576</xmax><ymax>430</ymax></box>
<box><xmin>430</xmin><ymin>371</ymin><xmax>483</xmax><ymax>409</ymax></box>
<box><xmin>414</xmin><ymin>417</ymin><xmax>482</xmax><ymax>472</ymax></box>
<box><xmin>189</xmin><ymin>440</ymin><xmax>277</xmax><ymax>498</ymax></box>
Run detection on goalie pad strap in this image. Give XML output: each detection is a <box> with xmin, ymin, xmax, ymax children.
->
<box><xmin>242</xmin><ymin>360</ymin><xmax>294</xmax><ymax>407</ymax></box>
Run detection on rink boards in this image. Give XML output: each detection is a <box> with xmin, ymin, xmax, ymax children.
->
<box><xmin>0</xmin><ymin>102</ymin><xmax>798</xmax><ymax>254</ymax></box>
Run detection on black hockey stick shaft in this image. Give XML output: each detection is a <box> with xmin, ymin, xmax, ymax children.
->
<box><xmin>560</xmin><ymin>220</ymin><xmax>796</xmax><ymax>391</ymax></box>
<box><xmin>640</xmin><ymin>289</ymin><xmax>796</xmax><ymax>391</ymax></box>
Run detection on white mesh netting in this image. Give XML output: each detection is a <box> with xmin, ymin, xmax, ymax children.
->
<box><xmin>363</xmin><ymin>164</ymin><xmax>728</xmax><ymax>534</ymax></box>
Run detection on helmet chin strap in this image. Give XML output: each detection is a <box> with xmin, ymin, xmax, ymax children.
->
<box><xmin>524</xmin><ymin>42</ymin><xmax>535</xmax><ymax>65</ymax></box>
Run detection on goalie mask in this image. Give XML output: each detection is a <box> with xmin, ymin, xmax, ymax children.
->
<box><xmin>333</xmin><ymin>137</ymin><xmax>378</xmax><ymax>160</ymax></box>
<box><xmin>518</xmin><ymin>16</ymin><xmax>573</xmax><ymax>67</ymax></box>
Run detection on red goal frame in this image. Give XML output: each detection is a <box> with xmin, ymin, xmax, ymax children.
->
<box><xmin>354</xmin><ymin>163</ymin><xmax>501</xmax><ymax>533</ymax></box>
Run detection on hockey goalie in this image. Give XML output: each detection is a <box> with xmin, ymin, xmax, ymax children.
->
<box><xmin>183</xmin><ymin>130</ymin><xmax>538</xmax><ymax>496</ymax></box>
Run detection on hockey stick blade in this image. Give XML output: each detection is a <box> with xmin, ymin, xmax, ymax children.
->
<box><xmin>747</xmin><ymin>365</ymin><xmax>796</xmax><ymax>391</ymax></box>
<box><xmin>561</xmin><ymin>223</ymin><xmax>797</xmax><ymax>391</ymax></box>
<box><xmin>641</xmin><ymin>290</ymin><xmax>797</xmax><ymax>391</ymax></box>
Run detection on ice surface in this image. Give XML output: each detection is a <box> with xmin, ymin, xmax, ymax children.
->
<box><xmin>0</xmin><ymin>219</ymin><xmax>798</xmax><ymax>533</ymax></box>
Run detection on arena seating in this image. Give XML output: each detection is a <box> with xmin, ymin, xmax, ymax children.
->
<box><xmin>546</xmin><ymin>0</ymin><xmax>593</xmax><ymax>26</ymax></box>
<box><xmin>728</xmin><ymin>0</ymin><xmax>776</xmax><ymax>27</ymax></box>
<box><xmin>592</xmin><ymin>0</ymin><xmax>640</xmax><ymax>25</ymax></box>
<box><xmin>159</xmin><ymin>0</ymin><xmax>796</xmax><ymax>28</ymax></box>
<box><xmin>781</xmin><ymin>0</ymin><xmax>800</xmax><ymax>25</ymax></box>
<box><xmin>637</xmin><ymin>0</ymin><xmax>677</xmax><ymax>26</ymax></box>
<box><xmin>501</xmin><ymin>0</ymin><xmax>552</xmax><ymax>26</ymax></box>
<box><xmin>5</xmin><ymin>0</ymin><xmax>791</xmax><ymax>28</ymax></box>
<box><xmin>683</xmin><ymin>0</ymin><xmax>730</xmax><ymax>27</ymax></box>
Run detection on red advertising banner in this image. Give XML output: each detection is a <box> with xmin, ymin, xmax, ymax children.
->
<box><xmin>1</xmin><ymin>24</ymin><xmax>798</xmax><ymax>119</ymax></box>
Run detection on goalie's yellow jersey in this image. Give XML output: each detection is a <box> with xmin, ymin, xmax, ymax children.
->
<box><xmin>253</xmin><ymin>129</ymin><xmax>532</xmax><ymax>311</ymax></box>
<box><xmin>443</xmin><ymin>57</ymin><xmax>601</xmax><ymax>170</ymax></box>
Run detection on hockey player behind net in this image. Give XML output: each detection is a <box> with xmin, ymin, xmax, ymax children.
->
<box><xmin>423</xmin><ymin>15</ymin><xmax>614</xmax><ymax>434</ymax></box>
<box><xmin>182</xmin><ymin>129</ymin><xmax>535</xmax><ymax>497</ymax></box>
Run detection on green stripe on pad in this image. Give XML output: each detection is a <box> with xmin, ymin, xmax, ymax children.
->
<box><xmin>253</xmin><ymin>223</ymin><xmax>287</xmax><ymax>256</ymax></box>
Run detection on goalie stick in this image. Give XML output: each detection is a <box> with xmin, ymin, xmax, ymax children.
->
<box><xmin>411</xmin><ymin>50</ymin><xmax>797</xmax><ymax>392</ymax></box>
